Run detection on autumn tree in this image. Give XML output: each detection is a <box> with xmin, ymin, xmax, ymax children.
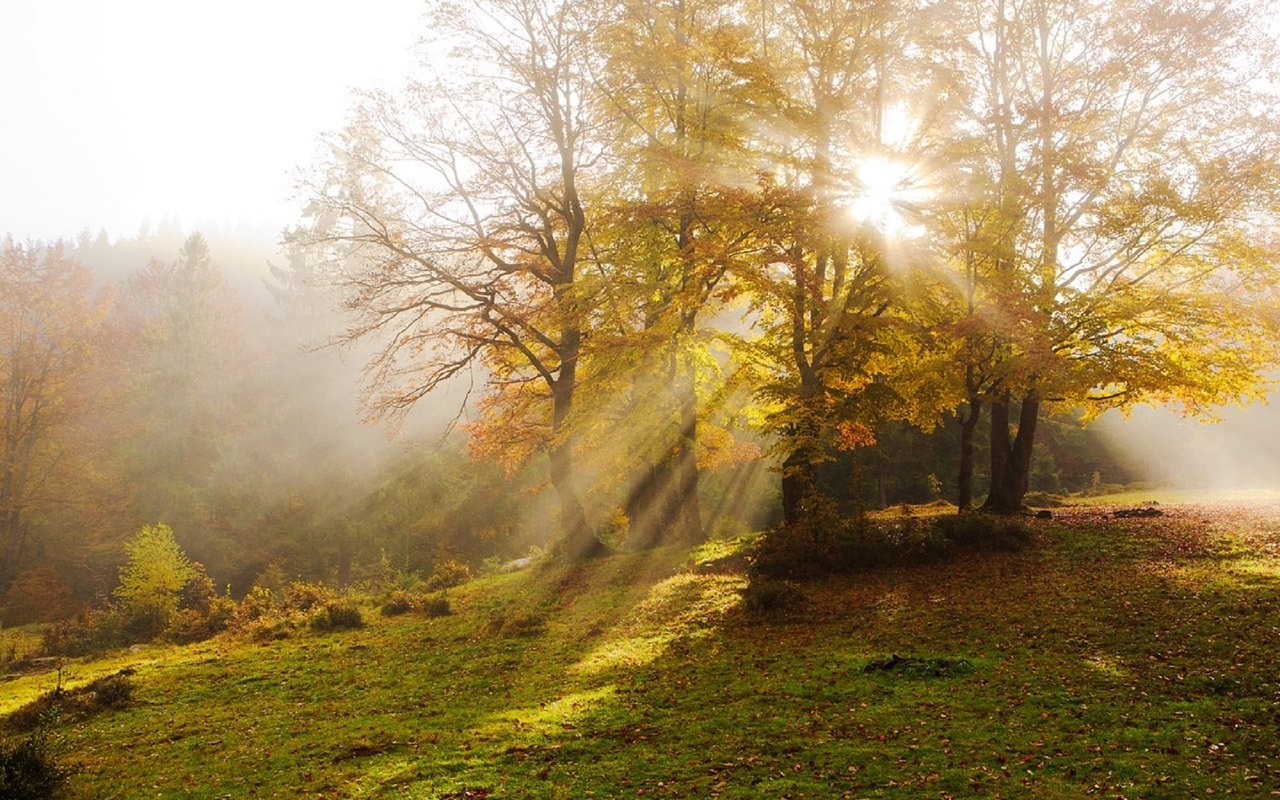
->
<box><xmin>942</xmin><ymin>0</ymin><xmax>1280</xmax><ymax>512</ymax></box>
<box><xmin>0</xmin><ymin>242</ymin><xmax>108</xmax><ymax>588</ymax></box>
<box><xmin>583</xmin><ymin>0</ymin><xmax>765</xmax><ymax>546</ymax></box>
<box><xmin>296</xmin><ymin>0</ymin><xmax>608</xmax><ymax>559</ymax></box>
<box><xmin>114</xmin><ymin>522</ymin><xmax>195</xmax><ymax>636</ymax></box>
<box><xmin>730</xmin><ymin>0</ymin><xmax>952</xmax><ymax>524</ymax></box>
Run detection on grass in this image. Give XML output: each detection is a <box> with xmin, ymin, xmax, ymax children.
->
<box><xmin>1072</xmin><ymin>486</ymin><xmax>1280</xmax><ymax>506</ymax></box>
<box><xmin>3</xmin><ymin>502</ymin><xmax>1280</xmax><ymax>798</ymax></box>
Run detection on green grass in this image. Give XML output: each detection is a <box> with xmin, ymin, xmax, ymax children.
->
<box><xmin>4</xmin><ymin>504</ymin><xmax>1280</xmax><ymax>798</ymax></box>
<box><xmin>1072</xmin><ymin>486</ymin><xmax>1280</xmax><ymax>506</ymax></box>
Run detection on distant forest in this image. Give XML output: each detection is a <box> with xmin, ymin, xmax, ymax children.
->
<box><xmin>2</xmin><ymin>226</ymin><xmax>1135</xmax><ymax>626</ymax></box>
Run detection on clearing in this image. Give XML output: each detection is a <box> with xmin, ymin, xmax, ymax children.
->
<box><xmin>4</xmin><ymin>502</ymin><xmax>1280</xmax><ymax>798</ymax></box>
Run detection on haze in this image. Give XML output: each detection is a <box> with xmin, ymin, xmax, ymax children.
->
<box><xmin>1</xmin><ymin>0</ymin><xmax>421</xmax><ymax>241</ymax></box>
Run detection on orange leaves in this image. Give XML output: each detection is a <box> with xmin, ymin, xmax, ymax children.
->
<box><xmin>835</xmin><ymin>421</ymin><xmax>876</xmax><ymax>452</ymax></box>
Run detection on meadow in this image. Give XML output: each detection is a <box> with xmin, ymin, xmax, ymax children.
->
<box><xmin>4</xmin><ymin>502</ymin><xmax>1280</xmax><ymax>799</ymax></box>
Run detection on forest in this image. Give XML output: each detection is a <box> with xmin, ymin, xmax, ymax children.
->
<box><xmin>4</xmin><ymin>0</ymin><xmax>1280</xmax><ymax>797</ymax></box>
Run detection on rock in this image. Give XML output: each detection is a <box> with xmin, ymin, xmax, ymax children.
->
<box><xmin>1112</xmin><ymin>507</ymin><xmax>1163</xmax><ymax>518</ymax></box>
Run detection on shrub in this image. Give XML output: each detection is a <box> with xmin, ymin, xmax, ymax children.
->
<box><xmin>425</xmin><ymin>559</ymin><xmax>471</xmax><ymax>591</ymax></box>
<box><xmin>750</xmin><ymin>494</ymin><xmax>852</xmax><ymax>580</ymax></box>
<box><xmin>8</xmin><ymin>672</ymin><xmax>135</xmax><ymax>732</ymax></box>
<box><xmin>420</xmin><ymin>593</ymin><xmax>452</xmax><ymax>618</ymax></box>
<box><xmin>1</xmin><ymin>566</ymin><xmax>79</xmax><ymax>627</ymax></box>
<box><xmin>41</xmin><ymin>607</ymin><xmax>125</xmax><ymax>658</ymax></box>
<box><xmin>165</xmin><ymin>599</ymin><xmax>233</xmax><ymax>645</ymax></box>
<box><xmin>932</xmin><ymin>513</ymin><xmax>1033</xmax><ymax>551</ymax></box>
<box><xmin>380</xmin><ymin>591</ymin><xmax>415</xmax><ymax>617</ymax></box>
<box><xmin>309</xmin><ymin>602</ymin><xmax>364</xmax><ymax>633</ymax></box>
<box><xmin>114</xmin><ymin>523</ymin><xmax>195</xmax><ymax>638</ymax></box>
<box><xmin>282</xmin><ymin>582</ymin><xmax>335</xmax><ymax>613</ymax></box>
<box><xmin>244</xmin><ymin>617</ymin><xmax>295</xmax><ymax>643</ymax></box>
<box><xmin>232</xmin><ymin>586</ymin><xmax>277</xmax><ymax>628</ymax></box>
<box><xmin>0</xmin><ymin>722</ymin><xmax>71</xmax><ymax>800</ymax></box>
<box><xmin>86</xmin><ymin>673</ymin><xmax>134</xmax><ymax>709</ymax></box>
<box><xmin>488</xmin><ymin>608</ymin><xmax>545</xmax><ymax>637</ymax></box>
<box><xmin>752</xmin><ymin>501</ymin><xmax>1034</xmax><ymax>580</ymax></box>
<box><xmin>1022</xmin><ymin>491</ymin><xmax>1067</xmax><ymax>508</ymax></box>
<box><xmin>741</xmin><ymin>579</ymin><xmax>809</xmax><ymax>621</ymax></box>
<box><xmin>179</xmin><ymin>563</ymin><xmax>218</xmax><ymax>616</ymax></box>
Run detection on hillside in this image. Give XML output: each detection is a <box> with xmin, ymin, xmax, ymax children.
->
<box><xmin>4</xmin><ymin>504</ymin><xmax>1280</xmax><ymax>798</ymax></box>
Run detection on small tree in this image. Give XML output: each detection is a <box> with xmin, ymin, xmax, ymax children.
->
<box><xmin>114</xmin><ymin>523</ymin><xmax>194</xmax><ymax>637</ymax></box>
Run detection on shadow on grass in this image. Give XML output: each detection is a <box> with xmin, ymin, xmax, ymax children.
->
<box><xmin>38</xmin><ymin>503</ymin><xmax>1280</xmax><ymax>799</ymax></box>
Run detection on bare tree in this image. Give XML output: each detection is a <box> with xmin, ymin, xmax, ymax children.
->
<box><xmin>296</xmin><ymin>0</ymin><xmax>607</xmax><ymax>558</ymax></box>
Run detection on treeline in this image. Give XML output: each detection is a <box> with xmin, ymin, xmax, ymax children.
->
<box><xmin>291</xmin><ymin>0</ymin><xmax>1280</xmax><ymax>557</ymax></box>
<box><xmin>0</xmin><ymin>233</ymin><xmax>547</xmax><ymax>625</ymax></box>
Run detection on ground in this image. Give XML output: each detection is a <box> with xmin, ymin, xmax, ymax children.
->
<box><xmin>3</xmin><ymin>500</ymin><xmax>1280</xmax><ymax>798</ymax></box>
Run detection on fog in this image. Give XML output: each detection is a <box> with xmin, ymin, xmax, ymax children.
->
<box><xmin>1096</xmin><ymin>400</ymin><xmax>1280</xmax><ymax>491</ymax></box>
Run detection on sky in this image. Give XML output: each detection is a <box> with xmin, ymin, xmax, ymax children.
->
<box><xmin>1</xmin><ymin>0</ymin><xmax>424</xmax><ymax>242</ymax></box>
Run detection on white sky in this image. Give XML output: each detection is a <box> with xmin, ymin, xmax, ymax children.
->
<box><xmin>1</xmin><ymin>0</ymin><xmax>424</xmax><ymax>242</ymax></box>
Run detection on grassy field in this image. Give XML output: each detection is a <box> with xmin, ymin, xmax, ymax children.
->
<box><xmin>4</xmin><ymin>502</ymin><xmax>1280</xmax><ymax>798</ymax></box>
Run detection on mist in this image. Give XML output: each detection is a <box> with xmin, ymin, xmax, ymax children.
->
<box><xmin>1096</xmin><ymin>400</ymin><xmax>1280</xmax><ymax>491</ymax></box>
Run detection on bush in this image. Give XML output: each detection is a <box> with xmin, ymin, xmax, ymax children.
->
<box><xmin>85</xmin><ymin>673</ymin><xmax>134</xmax><ymax>709</ymax></box>
<box><xmin>425</xmin><ymin>559</ymin><xmax>471</xmax><ymax>591</ymax></box>
<box><xmin>281</xmin><ymin>582</ymin><xmax>335</xmax><ymax>613</ymax></box>
<box><xmin>0</xmin><ymin>722</ymin><xmax>71</xmax><ymax>800</ymax></box>
<box><xmin>487</xmin><ymin>608</ymin><xmax>545</xmax><ymax>637</ymax></box>
<box><xmin>243</xmin><ymin>617</ymin><xmax>295</xmax><ymax>643</ymax></box>
<box><xmin>380</xmin><ymin>591</ymin><xmax>415</xmax><ymax>617</ymax></box>
<box><xmin>741</xmin><ymin>579</ymin><xmax>809</xmax><ymax>621</ymax></box>
<box><xmin>179</xmin><ymin>563</ymin><xmax>218</xmax><ymax>616</ymax></box>
<box><xmin>420</xmin><ymin>593</ymin><xmax>452</xmax><ymax>618</ymax></box>
<box><xmin>309</xmin><ymin>602</ymin><xmax>364</xmax><ymax>633</ymax></box>
<box><xmin>2</xmin><ymin>566</ymin><xmax>79</xmax><ymax>627</ymax></box>
<box><xmin>231</xmin><ymin>586</ymin><xmax>277</xmax><ymax>629</ymax></box>
<box><xmin>752</xmin><ymin>498</ymin><xmax>1033</xmax><ymax>580</ymax></box>
<box><xmin>8</xmin><ymin>672</ymin><xmax>135</xmax><ymax>733</ymax></box>
<box><xmin>750</xmin><ymin>494</ymin><xmax>852</xmax><ymax>580</ymax></box>
<box><xmin>932</xmin><ymin>513</ymin><xmax>1033</xmax><ymax>551</ymax></box>
<box><xmin>41</xmin><ymin>607</ymin><xmax>125</xmax><ymax>658</ymax></box>
<box><xmin>165</xmin><ymin>598</ymin><xmax>234</xmax><ymax>644</ymax></box>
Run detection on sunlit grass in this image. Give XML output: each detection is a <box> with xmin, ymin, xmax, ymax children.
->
<box><xmin>4</xmin><ymin>506</ymin><xmax>1280</xmax><ymax>798</ymax></box>
<box><xmin>1073</xmin><ymin>486</ymin><xmax>1280</xmax><ymax>505</ymax></box>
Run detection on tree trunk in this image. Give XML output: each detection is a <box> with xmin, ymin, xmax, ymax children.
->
<box><xmin>982</xmin><ymin>390</ymin><xmax>1039</xmax><ymax>514</ymax></box>
<box><xmin>781</xmin><ymin>446</ymin><xmax>816</xmax><ymax>525</ymax></box>
<box><xmin>957</xmin><ymin>400</ymin><xmax>982</xmax><ymax>510</ymax></box>
<box><xmin>671</xmin><ymin>360</ymin><xmax>704</xmax><ymax>544</ymax></box>
<box><xmin>549</xmin><ymin>436</ymin><xmax>597</xmax><ymax>559</ymax></box>
<box><xmin>549</xmin><ymin>337</ymin><xmax>602</xmax><ymax>560</ymax></box>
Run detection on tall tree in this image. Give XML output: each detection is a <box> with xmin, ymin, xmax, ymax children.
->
<box><xmin>296</xmin><ymin>0</ymin><xmax>607</xmax><ymax>559</ymax></box>
<box><xmin>944</xmin><ymin>0</ymin><xmax>1280</xmax><ymax>512</ymax></box>
<box><xmin>735</xmin><ymin>0</ymin><xmax>944</xmax><ymax>524</ymax></box>
<box><xmin>587</xmin><ymin>0</ymin><xmax>762</xmax><ymax>546</ymax></box>
<box><xmin>119</xmin><ymin>233</ymin><xmax>254</xmax><ymax>563</ymax></box>
<box><xmin>0</xmin><ymin>243</ymin><xmax>107</xmax><ymax>586</ymax></box>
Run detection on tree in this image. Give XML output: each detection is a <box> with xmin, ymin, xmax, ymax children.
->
<box><xmin>119</xmin><ymin>233</ymin><xmax>255</xmax><ymax>556</ymax></box>
<box><xmin>297</xmin><ymin>0</ymin><xmax>607</xmax><ymax>559</ymax></box>
<box><xmin>114</xmin><ymin>522</ymin><xmax>195</xmax><ymax>635</ymax></box>
<box><xmin>942</xmin><ymin>0</ymin><xmax>1280</xmax><ymax>512</ymax></box>
<box><xmin>0</xmin><ymin>242</ymin><xmax>107</xmax><ymax>587</ymax></box>
<box><xmin>586</xmin><ymin>0</ymin><xmax>762</xmax><ymax>546</ymax></box>
<box><xmin>730</xmin><ymin>0</ymin><xmax>951</xmax><ymax>524</ymax></box>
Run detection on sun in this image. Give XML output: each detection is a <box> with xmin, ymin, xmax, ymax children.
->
<box><xmin>845</xmin><ymin>156</ymin><xmax>927</xmax><ymax>238</ymax></box>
